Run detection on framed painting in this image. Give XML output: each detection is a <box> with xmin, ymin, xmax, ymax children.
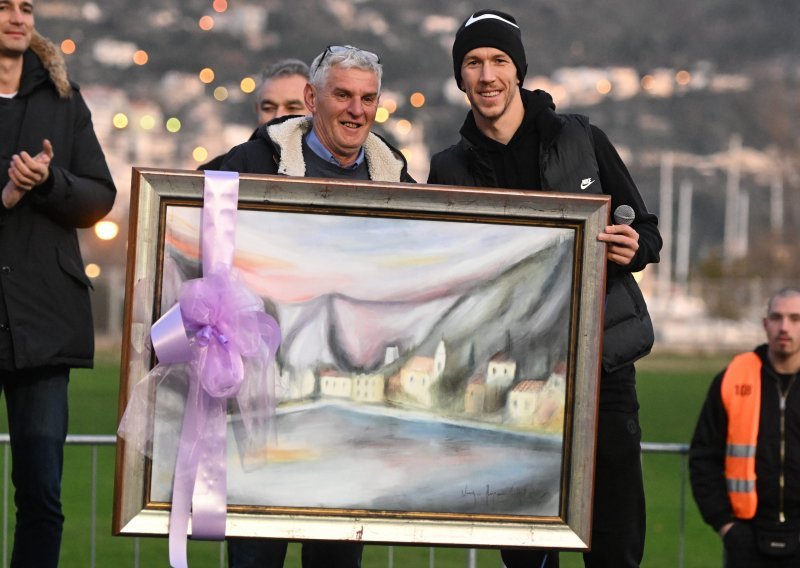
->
<box><xmin>113</xmin><ymin>168</ymin><xmax>610</xmax><ymax>551</ymax></box>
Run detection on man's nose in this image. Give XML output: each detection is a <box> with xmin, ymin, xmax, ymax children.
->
<box><xmin>347</xmin><ymin>98</ymin><xmax>364</xmax><ymax>116</ymax></box>
<box><xmin>480</xmin><ymin>63</ymin><xmax>496</xmax><ymax>82</ymax></box>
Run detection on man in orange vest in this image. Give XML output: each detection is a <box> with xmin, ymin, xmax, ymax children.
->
<box><xmin>690</xmin><ymin>287</ymin><xmax>800</xmax><ymax>567</ymax></box>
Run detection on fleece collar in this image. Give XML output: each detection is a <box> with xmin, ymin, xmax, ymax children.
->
<box><xmin>266</xmin><ymin>116</ymin><xmax>405</xmax><ymax>181</ymax></box>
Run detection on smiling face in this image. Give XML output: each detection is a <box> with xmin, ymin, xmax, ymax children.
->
<box><xmin>764</xmin><ymin>292</ymin><xmax>800</xmax><ymax>372</ymax></box>
<box><xmin>305</xmin><ymin>65</ymin><xmax>379</xmax><ymax>167</ymax></box>
<box><xmin>256</xmin><ymin>73</ymin><xmax>309</xmax><ymax>125</ymax></box>
<box><xmin>460</xmin><ymin>46</ymin><xmax>524</xmax><ymax>140</ymax></box>
<box><xmin>0</xmin><ymin>0</ymin><xmax>34</xmax><ymax>57</ymax></box>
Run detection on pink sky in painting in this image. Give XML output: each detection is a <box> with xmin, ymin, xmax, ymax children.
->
<box><xmin>165</xmin><ymin>207</ymin><xmax>569</xmax><ymax>304</ymax></box>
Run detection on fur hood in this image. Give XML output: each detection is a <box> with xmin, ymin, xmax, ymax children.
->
<box><xmin>29</xmin><ymin>30</ymin><xmax>71</xmax><ymax>99</ymax></box>
<box><xmin>265</xmin><ymin>116</ymin><xmax>407</xmax><ymax>182</ymax></box>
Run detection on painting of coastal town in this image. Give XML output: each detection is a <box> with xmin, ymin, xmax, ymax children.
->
<box><xmin>149</xmin><ymin>203</ymin><xmax>576</xmax><ymax>519</ymax></box>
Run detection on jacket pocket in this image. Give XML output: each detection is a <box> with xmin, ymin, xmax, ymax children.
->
<box><xmin>602</xmin><ymin>273</ymin><xmax>654</xmax><ymax>372</ymax></box>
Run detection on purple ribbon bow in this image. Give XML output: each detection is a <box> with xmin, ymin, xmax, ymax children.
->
<box><xmin>150</xmin><ymin>171</ymin><xmax>280</xmax><ymax>568</ymax></box>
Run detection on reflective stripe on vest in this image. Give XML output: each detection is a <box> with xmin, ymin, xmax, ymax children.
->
<box><xmin>720</xmin><ymin>351</ymin><xmax>762</xmax><ymax>519</ymax></box>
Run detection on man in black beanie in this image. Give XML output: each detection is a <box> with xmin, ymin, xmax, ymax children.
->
<box><xmin>429</xmin><ymin>8</ymin><xmax>662</xmax><ymax>568</ymax></box>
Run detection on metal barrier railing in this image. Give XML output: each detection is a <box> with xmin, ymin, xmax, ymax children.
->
<box><xmin>0</xmin><ymin>435</ymin><xmax>689</xmax><ymax>568</ymax></box>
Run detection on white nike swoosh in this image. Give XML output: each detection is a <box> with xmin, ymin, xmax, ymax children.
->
<box><xmin>465</xmin><ymin>13</ymin><xmax>520</xmax><ymax>29</ymax></box>
<box><xmin>580</xmin><ymin>179</ymin><xmax>595</xmax><ymax>190</ymax></box>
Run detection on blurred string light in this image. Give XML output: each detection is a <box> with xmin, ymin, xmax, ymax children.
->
<box><xmin>213</xmin><ymin>86</ymin><xmax>229</xmax><ymax>101</ymax></box>
<box><xmin>676</xmin><ymin>70</ymin><xmax>691</xmax><ymax>86</ymax></box>
<box><xmin>641</xmin><ymin>75</ymin><xmax>655</xmax><ymax>90</ymax></box>
<box><xmin>140</xmin><ymin>115</ymin><xmax>156</xmax><ymax>130</ymax></box>
<box><xmin>95</xmin><ymin>221</ymin><xmax>119</xmax><ymax>240</ymax></box>
<box><xmin>166</xmin><ymin>118</ymin><xmax>182</xmax><ymax>133</ymax></box>
<box><xmin>199</xmin><ymin>15</ymin><xmax>215</xmax><ymax>30</ymax></box>
<box><xmin>193</xmin><ymin>147</ymin><xmax>209</xmax><ymax>162</ymax></box>
<box><xmin>596</xmin><ymin>78</ymin><xmax>612</xmax><ymax>94</ymax></box>
<box><xmin>85</xmin><ymin>263</ymin><xmax>101</xmax><ymax>278</ymax></box>
<box><xmin>400</xmin><ymin>148</ymin><xmax>412</xmax><ymax>161</ymax></box>
<box><xmin>240</xmin><ymin>77</ymin><xmax>256</xmax><ymax>93</ymax></box>
<box><xmin>375</xmin><ymin>108</ymin><xmax>389</xmax><ymax>123</ymax></box>
<box><xmin>133</xmin><ymin>50</ymin><xmax>149</xmax><ymax>66</ymax></box>
<box><xmin>112</xmin><ymin>113</ymin><xmax>129</xmax><ymax>129</ymax></box>
<box><xmin>382</xmin><ymin>98</ymin><xmax>398</xmax><ymax>113</ymax></box>
<box><xmin>212</xmin><ymin>0</ymin><xmax>228</xmax><ymax>13</ymax></box>
<box><xmin>60</xmin><ymin>39</ymin><xmax>76</xmax><ymax>55</ymax></box>
<box><xmin>199</xmin><ymin>68</ymin><xmax>215</xmax><ymax>84</ymax></box>
<box><xmin>409</xmin><ymin>92</ymin><xmax>425</xmax><ymax>108</ymax></box>
<box><xmin>395</xmin><ymin>119</ymin><xmax>412</xmax><ymax>136</ymax></box>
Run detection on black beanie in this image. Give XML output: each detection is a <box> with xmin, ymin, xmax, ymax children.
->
<box><xmin>452</xmin><ymin>9</ymin><xmax>527</xmax><ymax>90</ymax></box>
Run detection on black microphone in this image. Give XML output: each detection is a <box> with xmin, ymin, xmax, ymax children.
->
<box><xmin>613</xmin><ymin>204</ymin><xmax>635</xmax><ymax>226</ymax></box>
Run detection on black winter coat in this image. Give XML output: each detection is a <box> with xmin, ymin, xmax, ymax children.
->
<box><xmin>0</xmin><ymin>39</ymin><xmax>116</xmax><ymax>370</ymax></box>
<box><xmin>428</xmin><ymin>89</ymin><xmax>660</xmax><ymax>374</ymax></box>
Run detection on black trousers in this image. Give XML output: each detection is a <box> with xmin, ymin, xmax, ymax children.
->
<box><xmin>227</xmin><ymin>538</ymin><xmax>363</xmax><ymax>568</ymax></box>
<box><xmin>502</xmin><ymin>408</ymin><xmax>646</xmax><ymax>568</ymax></box>
<box><xmin>0</xmin><ymin>367</ymin><xmax>69</xmax><ymax>568</ymax></box>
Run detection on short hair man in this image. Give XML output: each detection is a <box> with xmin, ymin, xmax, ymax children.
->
<box><xmin>428</xmin><ymin>9</ymin><xmax>662</xmax><ymax>568</ymax></box>
<box><xmin>255</xmin><ymin>58</ymin><xmax>309</xmax><ymax>125</ymax></box>
<box><xmin>200</xmin><ymin>58</ymin><xmax>310</xmax><ymax>170</ymax></box>
<box><xmin>221</xmin><ymin>44</ymin><xmax>413</xmax><ymax>568</ymax></box>
<box><xmin>690</xmin><ymin>288</ymin><xmax>800</xmax><ymax>568</ymax></box>
<box><xmin>0</xmin><ymin>0</ymin><xmax>116</xmax><ymax>565</ymax></box>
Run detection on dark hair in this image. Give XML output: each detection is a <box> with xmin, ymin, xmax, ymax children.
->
<box><xmin>767</xmin><ymin>287</ymin><xmax>800</xmax><ymax>314</ymax></box>
<box><xmin>262</xmin><ymin>58</ymin><xmax>309</xmax><ymax>82</ymax></box>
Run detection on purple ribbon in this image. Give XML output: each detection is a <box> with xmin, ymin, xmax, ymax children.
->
<box><xmin>150</xmin><ymin>171</ymin><xmax>280</xmax><ymax>568</ymax></box>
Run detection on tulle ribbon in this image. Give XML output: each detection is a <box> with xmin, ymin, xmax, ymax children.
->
<box><xmin>118</xmin><ymin>171</ymin><xmax>280</xmax><ymax>568</ymax></box>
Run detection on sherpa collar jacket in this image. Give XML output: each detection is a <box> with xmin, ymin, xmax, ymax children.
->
<box><xmin>219</xmin><ymin>115</ymin><xmax>415</xmax><ymax>183</ymax></box>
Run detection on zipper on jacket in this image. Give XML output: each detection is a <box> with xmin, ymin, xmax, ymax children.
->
<box><xmin>776</xmin><ymin>375</ymin><xmax>796</xmax><ymax>523</ymax></box>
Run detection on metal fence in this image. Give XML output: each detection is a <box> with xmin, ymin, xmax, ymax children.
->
<box><xmin>0</xmin><ymin>436</ymin><xmax>689</xmax><ymax>568</ymax></box>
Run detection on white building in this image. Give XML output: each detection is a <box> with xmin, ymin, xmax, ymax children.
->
<box><xmin>319</xmin><ymin>370</ymin><xmax>352</xmax><ymax>399</ymax></box>
<box><xmin>399</xmin><ymin>340</ymin><xmax>446</xmax><ymax>407</ymax></box>
<box><xmin>352</xmin><ymin>374</ymin><xmax>385</xmax><ymax>403</ymax></box>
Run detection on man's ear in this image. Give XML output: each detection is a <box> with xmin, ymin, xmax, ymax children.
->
<box><xmin>304</xmin><ymin>83</ymin><xmax>316</xmax><ymax>113</ymax></box>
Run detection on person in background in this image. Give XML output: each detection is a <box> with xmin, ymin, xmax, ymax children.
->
<box><xmin>427</xmin><ymin>9</ymin><xmax>661</xmax><ymax>567</ymax></box>
<box><xmin>690</xmin><ymin>287</ymin><xmax>800</xmax><ymax>567</ymax></box>
<box><xmin>200</xmin><ymin>58</ymin><xmax>309</xmax><ymax>170</ymax></box>
<box><xmin>0</xmin><ymin>0</ymin><xmax>117</xmax><ymax>566</ymax></box>
<box><xmin>221</xmin><ymin>44</ymin><xmax>413</xmax><ymax>568</ymax></box>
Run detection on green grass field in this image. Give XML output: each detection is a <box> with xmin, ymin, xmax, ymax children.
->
<box><xmin>0</xmin><ymin>350</ymin><xmax>734</xmax><ymax>567</ymax></box>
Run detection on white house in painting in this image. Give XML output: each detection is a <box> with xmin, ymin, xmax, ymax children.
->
<box><xmin>487</xmin><ymin>353</ymin><xmax>516</xmax><ymax>389</ymax></box>
<box><xmin>506</xmin><ymin>365</ymin><xmax>567</xmax><ymax>427</ymax></box>
<box><xmin>384</xmin><ymin>346</ymin><xmax>400</xmax><ymax>365</ymax></box>
<box><xmin>485</xmin><ymin>352</ymin><xmax>517</xmax><ymax>410</ymax></box>
<box><xmin>507</xmin><ymin>379</ymin><xmax>546</xmax><ymax>425</ymax></box>
<box><xmin>319</xmin><ymin>370</ymin><xmax>353</xmax><ymax>399</ymax></box>
<box><xmin>399</xmin><ymin>340</ymin><xmax>446</xmax><ymax>407</ymax></box>
<box><xmin>352</xmin><ymin>373</ymin><xmax>385</xmax><ymax>403</ymax></box>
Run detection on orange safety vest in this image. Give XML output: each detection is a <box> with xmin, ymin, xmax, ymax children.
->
<box><xmin>720</xmin><ymin>351</ymin><xmax>762</xmax><ymax>519</ymax></box>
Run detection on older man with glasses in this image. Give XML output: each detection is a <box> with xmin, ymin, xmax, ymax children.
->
<box><xmin>221</xmin><ymin>44</ymin><xmax>414</xmax><ymax>568</ymax></box>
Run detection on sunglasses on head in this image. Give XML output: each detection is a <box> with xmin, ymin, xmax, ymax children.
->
<box><xmin>320</xmin><ymin>45</ymin><xmax>381</xmax><ymax>65</ymax></box>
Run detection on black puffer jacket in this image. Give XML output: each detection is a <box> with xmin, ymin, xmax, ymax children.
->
<box><xmin>0</xmin><ymin>34</ymin><xmax>116</xmax><ymax>370</ymax></box>
<box><xmin>429</xmin><ymin>89</ymin><xmax>660</xmax><ymax>374</ymax></box>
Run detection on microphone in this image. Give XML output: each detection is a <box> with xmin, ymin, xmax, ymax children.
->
<box><xmin>613</xmin><ymin>204</ymin><xmax>635</xmax><ymax>226</ymax></box>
